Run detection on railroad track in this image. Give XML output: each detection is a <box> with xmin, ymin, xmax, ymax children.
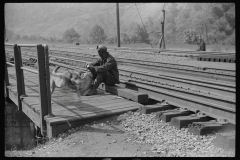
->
<box><xmin>5</xmin><ymin>47</ymin><xmax>235</xmax><ymax>125</ymax></box>
<box><xmin>5</xmin><ymin>45</ymin><xmax>235</xmax><ymax>150</ymax></box>
<box><xmin>5</xmin><ymin>48</ymin><xmax>235</xmax><ymax>84</ymax></box>
<box><xmin>41</xmin><ymin>45</ymin><xmax>236</xmax><ymax>63</ymax></box>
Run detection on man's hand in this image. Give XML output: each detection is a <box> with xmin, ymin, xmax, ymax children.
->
<box><xmin>87</xmin><ymin>65</ymin><xmax>95</xmax><ymax>72</ymax></box>
<box><xmin>85</xmin><ymin>63</ymin><xmax>92</xmax><ymax>68</ymax></box>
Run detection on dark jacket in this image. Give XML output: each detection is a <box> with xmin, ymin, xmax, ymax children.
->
<box><xmin>90</xmin><ymin>52</ymin><xmax>120</xmax><ymax>84</ymax></box>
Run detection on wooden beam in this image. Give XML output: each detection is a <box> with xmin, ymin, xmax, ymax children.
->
<box><xmin>36</xmin><ymin>44</ymin><xmax>48</xmax><ymax>135</ymax></box>
<box><xmin>4</xmin><ymin>48</ymin><xmax>10</xmax><ymax>99</ymax></box>
<box><xmin>99</xmin><ymin>84</ymin><xmax>148</xmax><ymax>103</ymax></box>
<box><xmin>43</xmin><ymin>44</ymin><xmax>53</xmax><ymax>117</ymax></box>
<box><xmin>13</xmin><ymin>44</ymin><xmax>24</xmax><ymax>111</ymax></box>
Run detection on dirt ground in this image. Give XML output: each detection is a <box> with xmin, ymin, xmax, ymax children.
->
<box><xmin>5</xmin><ymin>115</ymin><xmax>156</xmax><ymax>158</ymax></box>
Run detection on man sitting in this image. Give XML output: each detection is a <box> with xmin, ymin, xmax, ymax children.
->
<box><xmin>85</xmin><ymin>45</ymin><xmax>120</xmax><ymax>96</ymax></box>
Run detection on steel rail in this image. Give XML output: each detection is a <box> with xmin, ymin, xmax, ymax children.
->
<box><xmin>119</xmin><ymin>80</ymin><xmax>235</xmax><ymax>124</ymax></box>
<box><xmin>119</xmin><ymin>68</ymin><xmax>235</xmax><ymax>98</ymax></box>
<box><xmin>47</xmin><ymin>49</ymin><xmax>236</xmax><ymax>79</ymax></box>
<box><xmin>119</xmin><ymin>66</ymin><xmax>235</xmax><ymax>88</ymax></box>
<box><xmin>6</xmin><ymin>50</ymin><xmax>235</xmax><ymax>86</ymax></box>
<box><xmin>116</xmin><ymin>57</ymin><xmax>235</xmax><ymax>75</ymax></box>
<box><xmin>6</xmin><ymin>48</ymin><xmax>235</xmax><ymax>75</ymax></box>
<box><xmin>47</xmin><ymin>48</ymin><xmax>235</xmax><ymax>73</ymax></box>
<box><xmin>47</xmin><ymin>50</ymin><xmax>236</xmax><ymax>84</ymax></box>
<box><xmin>6</xmin><ymin>51</ymin><xmax>235</xmax><ymax>98</ymax></box>
<box><xmin>13</xmin><ymin>47</ymin><xmax>234</xmax><ymax>74</ymax></box>
<box><xmin>128</xmin><ymin>78</ymin><xmax>235</xmax><ymax>106</ymax></box>
<box><xmin>45</xmin><ymin>45</ymin><xmax>236</xmax><ymax>55</ymax></box>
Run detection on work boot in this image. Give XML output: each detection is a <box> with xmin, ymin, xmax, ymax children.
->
<box><xmin>85</xmin><ymin>75</ymin><xmax>103</xmax><ymax>96</ymax></box>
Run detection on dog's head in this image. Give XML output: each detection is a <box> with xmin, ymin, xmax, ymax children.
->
<box><xmin>68</xmin><ymin>70</ymin><xmax>93</xmax><ymax>94</ymax></box>
<box><xmin>67</xmin><ymin>70</ymin><xmax>83</xmax><ymax>86</ymax></box>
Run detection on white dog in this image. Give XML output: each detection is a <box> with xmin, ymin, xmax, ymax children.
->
<box><xmin>50</xmin><ymin>66</ymin><xmax>93</xmax><ymax>100</ymax></box>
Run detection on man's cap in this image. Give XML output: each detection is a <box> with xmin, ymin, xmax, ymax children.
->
<box><xmin>97</xmin><ymin>45</ymin><xmax>107</xmax><ymax>52</ymax></box>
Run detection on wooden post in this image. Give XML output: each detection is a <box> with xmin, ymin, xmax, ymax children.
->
<box><xmin>157</xmin><ymin>5</ymin><xmax>166</xmax><ymax>50</ymax></box>
<box><xmin>18</xmin><ymin>46</ymin><xmax>26</xmax><ymax>96</ymax></box>
<box><xmin>4</xmin><ymin>46</ymin><xmax>10</xmax><ymax>99</ymax></box>
<box><xmin>13</xmin><ymin>44</ymin><xmax>24</xmax><ymax>111</ymax></box>
<box><xmin>160</xmin><ymin>9</ymin><xmax>166</xmax><ymax>50</ymax></box>
<box><xmin>37</xmin><ymin>44</ymin><xmax>48</xmax><ymax>135</ymax></box>
<box><xmin>116</xmin><ymin>3</ymin><xmax>121</xmax><ymax>47</ymax></box>
<box><xmin>43</xmin><ymin>44</ymin><xmax>53</xmax><ymax>117</ymax></box>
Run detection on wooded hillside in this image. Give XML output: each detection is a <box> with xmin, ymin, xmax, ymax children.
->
<box><xmin>5</xmin><ymin>3</ymin><xmax>235</xmax><ymax>45</ymax></box>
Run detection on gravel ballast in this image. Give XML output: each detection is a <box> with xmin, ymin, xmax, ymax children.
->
<box><xmin>120</xmin><ymin>111</ymin><xmax>235</xmax><ymax>157</ymax></box>
<box><xmin>51</xmin><ymin>47</ymin><xmax>194</xmax><ymax>64</ymax></box>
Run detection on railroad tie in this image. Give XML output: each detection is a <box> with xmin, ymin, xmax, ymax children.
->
<box><xmin>138</xmin><ymin>104</ymin><xmax>177</xmax><ymax>114</ymax></box>
<box><xmin>188</xmin><ymin>121</ymin><xmax>235</xmax><ymax>136</ymax></box>
<box><xmin>155</xmin><ymin>108</ymin><xmax>193</xmax><ymax>122</ymax></box>
<box><xmin>170</xmin><ymin>113</ymin><xmax>214</xmax><ymax>129</ymax></box>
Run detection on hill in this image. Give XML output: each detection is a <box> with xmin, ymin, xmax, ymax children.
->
<box><xmin>5</xmin><ymin>3</ymin><xmax>235</xmax><ymax>45</ymax></box>
<box><xmin>5</xmin><ymin>3</ymin><xmax>164</xmax><ymax>40</ymax></box>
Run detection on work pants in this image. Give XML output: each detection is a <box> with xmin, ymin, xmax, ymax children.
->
<box><xmin>90</xmin><ymin>70</ymin><xmax>117</xmax><ymax>89</ymax></box>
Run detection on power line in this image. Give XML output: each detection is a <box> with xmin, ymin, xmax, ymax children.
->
<box><xmin>135</xmin><ymin>3</ymin><xmax>152</xmax><ymax>48</ymax></box>
<box><xmin>134</xmin><ymin>3</ymin><xmax>148</xmax><ymax>36</ymax></box>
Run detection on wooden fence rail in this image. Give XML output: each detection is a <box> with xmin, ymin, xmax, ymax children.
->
<box><xmin>4</xmin><ymin>43</ymin><xmax>53</xmax><ymax>135</ymax></box>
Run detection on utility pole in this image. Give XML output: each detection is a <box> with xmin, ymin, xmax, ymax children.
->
<box><xmin>157</xmin><ymin>4</ymin><xmax>166</xmax><ymax>50</ymax></box>
<box><xmin>116</xmin><ymin>3</ymin><xmax>121</xmax><ymax>47</ymax></box>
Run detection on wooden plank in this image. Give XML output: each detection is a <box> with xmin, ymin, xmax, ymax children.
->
<box><xmin>37</xmin><ymin>44</ymin><xmax>49</xmax><ymax>134</ymax></box>
<box><xmin>8</xmin><ymin>89</ymin><xmax>19</xmax><ymax>107</ymax></box>
<box><xmin>46</xmin><ymin>114</ymin><xmax>121</xmax><ymax>138</ymax></box>
<box><xmin>53</xmin><ymin>95</ymin><xmax>135</xmax><ymax>106</ymax></box>
<box><xmin>51</xmin><ymin>100</ymin><xmax>126</xmax><ymax>111</ymax></box>
<box><xmin>51</xmin><ymin>104</ymin><xmax>140</xmax><ymax>119</ymax></box>
<box><xmin>55</xmin><ymin>102</ymin><xmax>140</xmax><ymax>117</ymax></box>
<box><xmin>52</xmin><ymin>101</ymin><xmax>137</xmax><ymax>115</ymax></box>
<box><xmin>5</xmin><ymin>50</ymin><xmax>10</xmax><ymax>98</ymax></box>
<box><xmin>45</xmin><ymin>104</ymin><xmax>139</xmax><ymax>126</ymax></box>
<box><xmin>43</xmin><ymin>44</ymin><xmax>53</xmax><ymax>116</ymax></box>
<box><xmin>13</xmin><ymin>44</ymin><xmax>23</xmax><ymax>110</ymax></box>
<box><xmin>18</xmin><ymin>46</ymin><xmax>26</xmax><ymax>96</ymax></box>
<box><xmin>21</xmin><ymin>101</ymin><xmax>41</xmax><ymax>128</ymax></box>
<box><xmin>99</xmin><ymin>84</ymin><xmax>148</xmax><ymax>103</ymax></box>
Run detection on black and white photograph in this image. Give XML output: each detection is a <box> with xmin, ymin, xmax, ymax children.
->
<box><xmin>4</xmin><ymin>3</ymin><xmax>235</xmax><ymax>157</ymax></box>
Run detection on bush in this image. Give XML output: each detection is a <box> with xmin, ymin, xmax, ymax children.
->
<box><xmin>89</xmin><ymin>24</ymin><xmax>107</xmax><ymax>44</ymax></box>
<box><xmin>62</xmin><ymin>28</ymin><xmax>80</xmax><ymax>43</ymax></box>
<box><xmin>224</xmin><ymin>31</ymin><xmax>235</xmax><ymax>45</ymax></box>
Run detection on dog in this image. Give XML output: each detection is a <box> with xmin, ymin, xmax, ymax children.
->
<box><xmin>78</xmin><ymin>71</ymin><xmax>93</xmax><ymax>96</ymax></box>
<box><xmin>50</xmin><ymin>66</ymin><xmax>93</xmax><ymax>99</ymax></box>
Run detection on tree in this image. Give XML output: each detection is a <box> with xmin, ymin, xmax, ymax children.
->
<box><xmin>130</xmin><ymin>35</ymin><xmax>139</xmax><ymax>43</ymax></box>
<box><xmin>121</xmin><ymin>33</ymin><xmax>131</xmax><ymax>44</ymax></box>
<box><xmin>190</xmin><ymin>3</ymin><xmax>215</xmax><ymax>44</ymax></box>
<box><xmin>62</xmin><ymin>28</ymin><xmax>80</xmax><ymax>43</ymax></box>
<box><xmin>135</xmin><ymin>24</ymin><xmax>151</xmax><ymax>45</ymax></box>
<box><xmin>165</xmin><ymin>3</ymin><xmax>179</xmax><ymax>44</ymax></box>
<box><xmin>107</xmin><ymin>37</ymin><xmax>117</xmax><ymax>44</ymax></box>
<box><xmin>183</xmin><ymin>29</ymin><xmax>201</xmax><ymax>44</ymax></box>
<box><xmin>89</xmin><ymin>24</ymin><xmax>107</xmax><ymax>44</ymax></box>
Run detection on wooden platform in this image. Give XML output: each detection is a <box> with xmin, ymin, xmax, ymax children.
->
<box><xmin>6</xmin><ymin>66</ymin><xmax>142</xmax><ymax>138</ymax></box>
